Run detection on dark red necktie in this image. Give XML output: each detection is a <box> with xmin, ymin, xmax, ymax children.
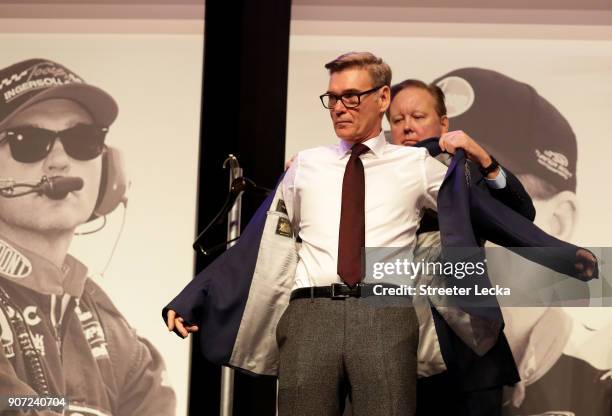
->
<box><xmin>337</xmin><ymin>143</ymin><xmax>369</xmax><ymax>287</ymax></box>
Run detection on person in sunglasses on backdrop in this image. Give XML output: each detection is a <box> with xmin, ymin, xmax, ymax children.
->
<box><xmin>0</xmin><ymin>59</ymin><xmax>175</xmax><ymax>415</ymax></box>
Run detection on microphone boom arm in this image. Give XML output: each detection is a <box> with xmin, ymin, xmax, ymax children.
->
<box><xmin>0</xmin><ymin>179</ymin><xmax>40</xmax><ymax>198</ymax></box>
<box><xmin>0</xmin><ymin>176</ymin><xmax>84</xmax><ymax>199</ymax></box>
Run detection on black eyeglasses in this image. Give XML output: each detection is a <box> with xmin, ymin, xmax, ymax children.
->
<box><xmin>319</xmin><ymin>85</ymin><xmax>384</xmax><ymax>109</ymax></box>
<box><xmin>0</xmin><ymin>124</ymin><xmax>108</xmax><ymax>163</ymax></box>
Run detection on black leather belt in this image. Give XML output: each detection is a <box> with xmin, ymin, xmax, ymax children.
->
<box><xmin>290</xmin><ymin>283</ymin><xmax>377</xmax><ymax>301</ymax></box>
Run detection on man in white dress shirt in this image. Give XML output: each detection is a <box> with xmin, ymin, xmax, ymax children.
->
<box><xmin>169</xmin><ymin>51</ymin><xmax>446</xmax><ymax>415</ymax></box>
<box><xmin>273</xmin><ymin>52</ymin><xmax>450</xmax><ymax>416</ymax></box>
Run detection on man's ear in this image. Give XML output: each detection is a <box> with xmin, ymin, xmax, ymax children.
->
<box><xmin>440</xmin><ymin>115</ymin><xmax>449</xmax><ymax>135</ymax></box>
<box><xmin>379</xmin><ymin>85</ymin><xmax>391</xmax><ymax>113</ymax></box>
<box><xmin>540</xmin><ymin>191</ymin><xmax>578</xmax><ymax>241</ymax></box>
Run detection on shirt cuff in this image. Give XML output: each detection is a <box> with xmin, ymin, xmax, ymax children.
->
<box><xmin>484</xmin><ymin>166</ymin><xmax>507</xmax><ymax>189</ymax></box>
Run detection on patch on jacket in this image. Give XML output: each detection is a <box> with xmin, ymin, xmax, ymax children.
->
<box><xmin>276</xmin><ymin>199</ymin><xmax>288</xmax><ymax>214</ymax></box>
<box><xmin>75</xmin><ymin>302</ymin><xmax>109</xmax><ymax>360</ymax></box>
<box><xmin>275</xmin><ymin>217</ymin><xmax>292</xmax><ymax>238</ymax></box>
<box><xmin>0</xmin><ymin>239</ymin><xmax>32</xmax><ymax>278</ymax></box>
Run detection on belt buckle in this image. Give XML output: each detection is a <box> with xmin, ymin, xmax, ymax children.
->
<box><xmin>330</xmin><ymin>283</ymin><xmax>349</xmax><ymax>299</ymax></box>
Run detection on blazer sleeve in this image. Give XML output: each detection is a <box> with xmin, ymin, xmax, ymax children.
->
<box><xmin>417</xmin><ymin>138</ymin><xmax>536</xmax><ymax>222</ymax></box>
<box><xmin>478</xmin><ymin>162</ymin><xmax>536</xmax><ymax>221</ymax></box>
<box><xmin>161</xmin><ymin>174</ymin><xmax>292</xmax><ymax>366</ymax></box>
<box><xmin>161</xmin><ymin>180</ymin><xmax>280</xmax><ymax>338</ymax></box>
<box><xmin>469</xmin><ymin>182</ymin><xmax>598</xmax><ymax>280</ymax></box>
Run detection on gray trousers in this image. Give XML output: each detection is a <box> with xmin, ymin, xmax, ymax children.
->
<box><xmin>276</xmin><ymin>296</ymin><xmax>419</xmax><ymax>416</ymax></box>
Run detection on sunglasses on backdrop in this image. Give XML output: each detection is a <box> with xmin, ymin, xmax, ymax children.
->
<box><xmin>0</xmin><ymin>124</ymin><xmax>108</xmax><ymax>163</ymax></box>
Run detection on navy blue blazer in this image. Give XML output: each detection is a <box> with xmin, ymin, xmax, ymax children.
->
<box><xmin>416</xmin><ymin>138</ymin><xmax>594</xmax><ymax>391</ymax></box>
<box><xmin>163</xmin><ymin>143</ymin><xmax>596</xmax><ymax>378</ymax></box>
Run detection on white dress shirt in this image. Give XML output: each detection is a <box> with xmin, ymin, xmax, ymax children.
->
<box><xmin>282</xmin><ymin>130</ymin><xmax>448</xmax><ymax>289</ymax></box>
<box><xmin>281</xmin><ymin>130</ymin><xmax>508</xmax><ymax>376</ymax></box>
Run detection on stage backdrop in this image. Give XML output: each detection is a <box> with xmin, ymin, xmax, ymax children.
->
<box><xmin>0</xmin><ymin>6</ymin><xmax>204</xmax><ymax>416</ymax></box>
<box><xmin>286</xmin><ymin>12</ymin><xmax>612</xmax><ymax>415</ymax></box>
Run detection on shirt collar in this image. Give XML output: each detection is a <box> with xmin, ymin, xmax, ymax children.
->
<box><xmin>337</xmin><ymin>130</ymin><xmax>387</xmax><ymax>159</ymax></box>
<box><xmin>518</xmin><ymin>307</ymin><xmax>571</xmax><ymax>384</ymax></box>
<box><xmin>507</xmin><ymin>308</ymin><xmax>572</xmax><ymax>408</ymax></box>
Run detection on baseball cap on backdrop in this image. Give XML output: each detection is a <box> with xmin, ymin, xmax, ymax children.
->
<box><xmin>0</xmin><ymin>58</ymin><xmax>118</xmax><ymax>131</ymax></box>
<box><xmin>432</xmin><ymin>68</ymin><xmax>577</xmax><ymax>193</ymax></box>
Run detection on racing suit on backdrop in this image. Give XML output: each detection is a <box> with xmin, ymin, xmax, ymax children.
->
<box><xmin>0</xmin><ymin>235</ymin><xmax>175</xmax><ymax>415</ymax></box>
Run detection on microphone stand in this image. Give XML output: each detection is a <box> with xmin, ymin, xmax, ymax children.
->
<box><xmin>190</xmin><ymin>155</ymin><xmax>271</xmax><ymax>416</ymax></box>
<box><xmin>220</xmin><ymin>154</ymin><xmax>240</xmax><ymax>416</ymax></box>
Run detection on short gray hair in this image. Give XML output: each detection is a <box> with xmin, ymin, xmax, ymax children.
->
<box><xmin>324</xmin><ymin>52</ymin><xmax>392</xmax><ymax>87</ymax></box>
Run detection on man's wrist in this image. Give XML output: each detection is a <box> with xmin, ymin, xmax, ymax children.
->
<box><xmin>479</xmin><ymin>156</ymin><xmax>500</xmax><ymax>178</ymax></box>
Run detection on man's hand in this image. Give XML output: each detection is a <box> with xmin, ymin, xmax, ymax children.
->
<box><xmin>166</xmin><ymin>309</ymin><xmax>199</xmax><ymax>338</ymax></box>
<box><xmin>574</xmin><ymin>248</ymin><xmax>598</xmax><ymax>281</ymax></box>
<box><xmin>439</xmin><ymin>130</ymin><xmax>498</xmax><ymax>178</ymax></box>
